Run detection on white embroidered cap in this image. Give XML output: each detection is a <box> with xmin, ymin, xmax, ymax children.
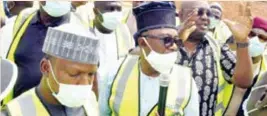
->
<box><xmin>42</xmin><ymin>23</ymin><xmax>99</xmax><ymax>64</ymax></box>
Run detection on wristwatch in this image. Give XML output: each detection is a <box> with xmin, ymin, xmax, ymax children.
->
<box><xmin>236</xmin><ymin>42</ymin><xmax>249</xmax><ymax>48</ymax></box>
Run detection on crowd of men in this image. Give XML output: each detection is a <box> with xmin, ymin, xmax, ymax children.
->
<box><xmin>0</xmin><ymin>1</ymin><xmax>267</xmax><ymax>116</ymax></box>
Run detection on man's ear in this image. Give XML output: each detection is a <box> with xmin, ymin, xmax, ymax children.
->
<box><xmin>40</xmin><ymin>58</ymin><xmax>50</xmax><ymax>77</ymax></box>
<box><xmin>138</xmin><ymin>37</ymin><xmax>147</xmax><ymax>48</ymax></box>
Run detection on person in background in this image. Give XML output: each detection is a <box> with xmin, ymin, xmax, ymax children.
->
<box><xmin>91</xmin><ymin>1</ymin><xmax>135</xmax><ymax>95</ymax></box>
<box><xmin>126</xmin><ymin>1</ymin><xmax>146</xmax><ymax>36</ymax></box>
<box><xmin>177</xmin><ymin>1</ymin><xmax>253</xmax><ymax>116</ymax></box>
<box><xmin>3</xmin><ymin>1</ymin><xmax>33</xmax><ymax>18</ymax></box>
<box><xmin>0</xmin><ymin>1</ymin><xmax>71</xmax><ymax>106</ymax></box>
<box><xmin>243</xmin><ymin>71</ymin><xmax>267</xmax><ymax>116</ymax></box>
<box><xmin>99</xmin><ymin>2</ymin><xmax>199</xmax><ymax>115</ymax></box>
<box><xmin>208</xmin><ymin>2</ymin><xmax>233</xmax><ymax>49</ymax></box>
<box><xmin>1</xmin><ymin>1</ymin><xmax>33</xmax><ymax>33</ymax></box>
<box><xmin>227</xmin><ymin>16</ymin><xmax>267</xmax><ymax>116</ymax></box>
<box><xmin>71</xmin><ymin>1</ymin><xmax>87</xmax><ymax>11</ymax></box>
<box><xmin>1</xmin><ymin>23</ymin><xmax>99</xmax><ymax>116</ymax></box>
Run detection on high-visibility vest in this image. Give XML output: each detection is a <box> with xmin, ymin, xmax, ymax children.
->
<box><xmin>224</xmin><ymin>55</ymin><xmax>267</xmax><ymax>116</ymax></box>
<box><xmin>6</xmin><ymin>88</ymin><xmax>96</xmax><ymax>116</ymax></box>
<box><xmin>2</xmin><ymin>8</ymin><xmax>38</xmax><ymax>106</ymax></box>
<box><xmin>208</xmin><ymin>21</ymin><xmax>232</xmax><ymax>46</ymax></box>
<box><xmin>256</xmin><ymin>56</ymin><xmax>267</xmax><ymax>83</ymax></box>
<box><xmin>204</xmin><ymin>34</ymin><xmax>235</xmax><ymax>116</ymax></box>
<box><xmin>108</xmin><ymin>55</ymin><xmax>193</xmax><ymax>116</ymax></box>
<box><xmin>0</xmin><ymin>2</ymin><xmax>5</xmax><ymax>19</ymax></box>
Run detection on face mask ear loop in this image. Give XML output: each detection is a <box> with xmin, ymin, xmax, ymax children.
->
<box><xmin>141</xmin><ymin>37</ymin><xmax>153</xmax><ymax>58</ymax></box>
<box><xmin>46</xmin><ymin>60</ymin><xmax>60</xmax><ymax>94</ymax></box>
<box><xmin>142</xmin><ymin>37</ymin><xmax>154</xmax><ymax>51</ymax></box>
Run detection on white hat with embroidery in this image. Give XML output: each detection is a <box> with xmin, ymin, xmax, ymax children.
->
<box><xmin>42</xmin><ymin>23</ymin><xmax>99</xmax><ymax>64</ymax></box>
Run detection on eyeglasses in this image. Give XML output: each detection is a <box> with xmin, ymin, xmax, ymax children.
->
<box><xmin>197</xmin><ymin>8</ymin><xmax>213</xmax><ymax>17</ymax></box>
<box><xmin>140</xmin><ymin>34</ymin><xmax>181</xmax><ymax>48</ymax></box>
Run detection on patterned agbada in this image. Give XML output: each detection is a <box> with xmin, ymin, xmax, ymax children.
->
<box><xmin>176</xmin><ymin>37</ymin><xmax>236</xmax><ymax>116</ymax></box>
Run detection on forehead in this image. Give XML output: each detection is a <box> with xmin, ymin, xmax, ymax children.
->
<box><xmin>144</xmin><ymin>28</ymin><xmax>178</xmax><ymax>36</ymax></box>
<box><xmin>94</xmin><ymin>1</ymin><xmax>121</xmax><ymax>8</ymax></box>
<box><xmin>211</xmin><ymin>8</ymin><xmax>222</xmax><ymax>16</ymax></box>
<box><xmin>55</xmin><ymin>57</ymin><xmax>97</xmax><ymax>72</ymax></box>
<box><xmin>181</xmin><ymin>1</ymin><xmax>209</xmax><ymax>10</ymax></box>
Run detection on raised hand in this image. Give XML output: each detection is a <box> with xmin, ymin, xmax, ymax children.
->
<box><xmin>223</xmin><ymin>1</ymin><xmax>253</xmax><ymax>43</ymax></box>
<box><xmin>177</xmin><ymin>9</ymin><xmax>198</xmax><ymax>42</ymax></box>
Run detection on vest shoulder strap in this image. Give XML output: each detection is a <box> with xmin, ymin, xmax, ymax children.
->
<box><xmin>13</xmin><ymin>8</ymin><xmax>38</xmax><ymax>38</ymax></box>
<box><xmin>7</xmin><ymin>88</ymin><xmax>49</xmax><ymax>116</ymax></box>
<box><xmin>116</xmin><ymin>24</ymin><xmax>135</xmax><ymax>58</ymax></box>
<box><xmin>109</xmin><ymin>55</ymin><xmax>140</xmax><ymax>115</ymax></box>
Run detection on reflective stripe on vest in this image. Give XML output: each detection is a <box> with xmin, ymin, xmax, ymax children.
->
<box><xmin>6</xmin><ymin>88</ymin><xmax>92</xmax><ymax>116</ymax></box>
<box><xmin>108</xmin><ymin>55</ymin><xmax>192</xmax><ymax>116</ymax></box>
<box><xmin>256</xmin><ymin>56</ymin><xmax>267</xmax><ymax>82</ymax></box>
<box><xmin>205</xmin><ymin>34</ymin><xmax>235</xmax><ymax>116</ymax></box>
<box><xmin>2</xmin><ymin>10</ymin><xmax>37</xmax><ymax>106</ymax></box>
<box><xmin>7</xmin><ymin>88</ymin><xmax>50</xmax><ymax>116</ymax></box>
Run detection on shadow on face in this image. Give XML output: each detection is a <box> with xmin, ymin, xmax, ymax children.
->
<box><xmin>138</xmin><ymin>28</ymin><xmax>178</xmax><ymax>55</ymax></box>
<box><xmin>41</xmin><ymin>57</ymin><xmax>97</xmax><ymax>93</ymax></box>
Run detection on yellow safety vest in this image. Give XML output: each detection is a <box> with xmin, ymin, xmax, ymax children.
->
<box><xmin>0</xmin><ymin>2</ymin><xmax>5</xmax><ymax>19</ymax></box>
<box><xmin>108</xmin><ymin>55</ymin><xmax>192</xmax><ymax>116</ymax></box>
<box><xmin>6</xmin><ymin>88</ymin><xmax>91</xmax><ymax>116</ymax></box>
<box><xmin>209</xmin><ymin>21</ymin><xmax>232</xmax><ymax>45</ymax></box>
<box><xmin>2</xmin><ymin>9</ymin><xmax>38</xmax><ymax>106</ymax></box>
<box><xmin>256</xmin><ymin>56</ymin><xmax>267</xmax><ymax>82</ymax></box>
<box><xmin>205</xmin><ymin>34</ymin><xmax>234</xmax><ymax>116</ymax></box>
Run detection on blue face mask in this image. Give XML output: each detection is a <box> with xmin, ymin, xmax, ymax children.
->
<box><xmin>249</xmin><ymin>36</ymin><xmax>267</xmax><ymax>57</ymax></box>
<box><xmin>3</xmin><ymin>1</ymin><xmax>13</xmax><ymax>18</ymax></box>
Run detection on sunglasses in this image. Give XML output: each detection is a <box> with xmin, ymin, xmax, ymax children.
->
<box><xmin>197</xmin><ymin>8</ymin><xmax>213</xmax><ymax>17</ymax></box>
<box><xmin>141</xmin><ymin>34</ymin><xmax>181</xmax><ymax>48</ymax></box>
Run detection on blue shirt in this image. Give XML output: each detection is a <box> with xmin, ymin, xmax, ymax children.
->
<box><xmin>13</xmin><ymin>11</ymin><xmax>69</xmax><ymax>97</ymax></box>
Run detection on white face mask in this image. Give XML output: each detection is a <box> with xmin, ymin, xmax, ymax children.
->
<box><xmin>142</xmin><ymin>38</ymin><xmax>177</xmax><ymax>74</ymax></box>
<box><xmin>208</xmin><ymin>17</ymin><xmax>220</xmax><ymax>29</ymax></box>
<box><xmin>249</xmin><ymin>36</ymin><xmax>267</xmax><ymax>57</ymax></box>
<box><xmin>101</xmin><ymin>11</ymin><xmax>123</xmax><ymax>30</ymax></box>
<box><xmin>41</xmin><ymin>1</ymin><xmax>71</xmax><ymax>17</ymax></box>
<box><xmin>47</xmin><ymin>61</ymin><xmax>93</xmax><ymax>108</ymax></box>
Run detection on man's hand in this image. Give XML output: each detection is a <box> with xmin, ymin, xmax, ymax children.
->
<box><xmin>224</xmin><ymin>1</ymin><xmax>253</xmax><ymax>43</ymax></box>
<box><xmin>177</xmin><ymin>9</ymin><xmax>198</xmax><ymax>42</ymax></box>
